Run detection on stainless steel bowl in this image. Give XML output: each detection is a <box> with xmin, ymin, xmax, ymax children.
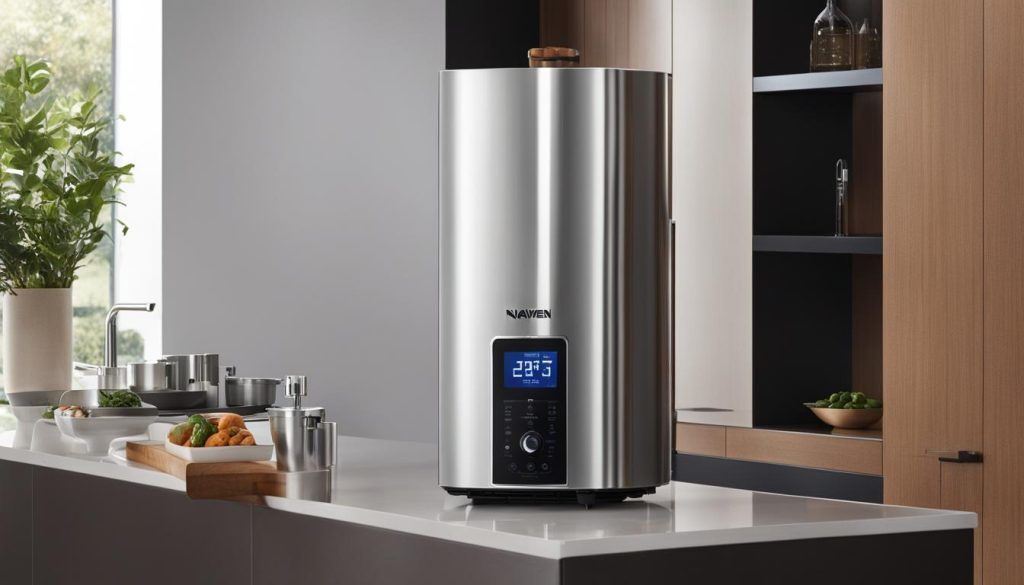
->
<box><xmin>224</xmin><ymin>377</ymin><xmax>280</xmax><ymax>407</ymax></box>
<box><xmin>128</xmin><ymin>361</ymin><xmax>176</xmax><ymax>392</ymax></box>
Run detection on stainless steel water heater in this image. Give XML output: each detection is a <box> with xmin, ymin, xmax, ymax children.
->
<box><xmin>438</xmin><ymin>68</ymin><xmax>672</xmax><ymax>505</ymax></box>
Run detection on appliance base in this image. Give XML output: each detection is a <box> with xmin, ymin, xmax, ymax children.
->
<box><xmin>442</xmin><ymin>487</ymin><xmax>656</xmax><ymax>507</ymax></box>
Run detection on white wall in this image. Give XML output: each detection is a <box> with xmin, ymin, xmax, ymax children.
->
<box><xmin>163</xmin><ymin>0</ymin><xmax>444</xmax><ymax>442</ymax></box>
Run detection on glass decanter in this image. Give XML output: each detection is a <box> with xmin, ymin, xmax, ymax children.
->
<box><xmin>855</xmin><ymin>17</ymin><xmax>882</xmax><ymax>69</ymax></box>
<box><xmin>810</xmin><ymin>0</ymin><xmax>854</xmax><ymax>71</ymax></box>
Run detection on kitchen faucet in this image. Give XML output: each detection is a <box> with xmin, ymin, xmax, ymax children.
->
<box><xmin>96</xmin><ymin>302</ymin><xmax>155</xmax><ymax>390</ymax></box>
<box><xmin>104</xmin><ymin>303</ymin><xmax>156</xmax><ymax>367</ymax></box>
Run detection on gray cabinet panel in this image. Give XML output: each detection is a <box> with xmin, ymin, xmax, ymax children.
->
<box><xmin>33</xmin><ymin>469</ymin><xmax>251</xmax><ymax>585</ymax></box>
<box><xmin>252</xmin><ymin>507</ymin><xmax>558</xmax><ymax>585</ymax></box>
<box><xmin>0</xmin><ymin>460</ymin><xmax>33</xmax><ymax>584</ymax></box>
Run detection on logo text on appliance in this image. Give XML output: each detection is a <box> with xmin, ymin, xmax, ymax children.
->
<box><xmin>505</xmin><ymin>309</ymin><xmax>552</xmax><ymax>320</ymax></box>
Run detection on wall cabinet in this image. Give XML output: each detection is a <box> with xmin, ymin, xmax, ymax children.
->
<box><xmin>884</xmin><ymin>0</ymin><xmax>1024</xmax><ymax>583</ymax></box>
<box><xmin>982</xmin><ymin>1</ymin><xmax>1024</xmax><ymax>581</ymax></box>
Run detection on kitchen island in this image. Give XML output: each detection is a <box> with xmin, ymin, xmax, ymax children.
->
<box><xmin>0</xmin><ymin>422</ymin><xmax>974</xmax><ymax>585</ymax></box>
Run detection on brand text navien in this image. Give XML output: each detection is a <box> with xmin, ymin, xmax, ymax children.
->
<box><xmin>505</xmin><ymin>309</ymin><xmax>552</xmax><ymax>320</ymax></box>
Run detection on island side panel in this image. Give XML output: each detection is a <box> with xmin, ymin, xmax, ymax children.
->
<box><xmin>252</xmin><ymin>507</ymin><xmax>560</xmax><ymax>585</ymax></box>
<box><xmin>0</xmin><ymin>460</ymin><xmax>33</xmax><ymax>584</ymax></box>
<box><xmin>560</xmin><ymin>530</ymin><xmax>973</xmax><ymax>585</ymax></box>
<box><xmin>32</xmin><ymin>468</ymin><xmax>253</xmax><ymax>585</ymax></box>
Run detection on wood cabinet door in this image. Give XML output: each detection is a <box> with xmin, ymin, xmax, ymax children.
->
<box><xmin>983</xmin><ymin>0</ymin><xmax>1024</xmax><ymax>582</ymax></box>
<box><xmin>882</xmin><ymin>0</ymin><xmax>984</xmax><ymax>508</ymax></box>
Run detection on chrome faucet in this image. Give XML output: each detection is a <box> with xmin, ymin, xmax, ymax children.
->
<box><xmin>104</xmin><ymin>303</ymin><xmax>156</xmax><ymax>368</ymax></box>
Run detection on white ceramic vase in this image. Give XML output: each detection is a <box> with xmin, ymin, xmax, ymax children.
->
<box><xmin>2</xmin><ymin>288</ymin><xmax>73</xmax><ymax>397</ymax></box>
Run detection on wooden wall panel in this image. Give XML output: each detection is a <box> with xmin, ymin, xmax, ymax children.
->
<box><xmin>674</xmin><ymin>423</ymin><xmax>726</xmax><ymax>457</ymax></box>
<box><xmin>540</xmin><ymin>0</ymin><xmax>585</xmax><ymax>52</ymax></box>
<box><xmin>850</xmin><ymin>92</ymin><xmax>883</xmax><ymax>235</ymax></box>
<box><xmin>539</xmin><ymin>0</ymin><xmax>671</xmax><ymax>72</ymax></box>
<box><xmin>941</xmin><ymin>463</ymin><xmax>984</xmax><ymax>585</ymax></box>
<box><xmin>582</xmin><ymin>0</ymin><xmax>611</xmax><ymax>65</ymax></box>
<box><xmin>852</xmin><ymin>255</ymin><xmax>883</xmax><ymax>402</ymax></box>
<box><xmin>726</xmin><ymin>427</ymin><xmax>882</xmax><ymax>476</ymax></box>
<box><xmin>882</xmin><ymin>0</ymin><xmax>984</xmax><ymax>509</ymax></box>
<box><xmin>983</xmin><ymin>0</ymin><xmax>1024</xmax><ymax>582</ymax></box>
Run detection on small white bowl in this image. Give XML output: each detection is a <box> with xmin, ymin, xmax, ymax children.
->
<box><xmin>55</xmin><ymin>414</ymin><xmax>156</xmax><ymax>455</ymax></box>
<box><xmin>164</xmin><ymin>438</ymin><xmax>273</xmax><ymax>463</ymax></box>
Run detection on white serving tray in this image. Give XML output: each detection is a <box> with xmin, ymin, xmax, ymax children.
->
<box><xmin>164</xmin><ymin>438</ymin><xmax>274</xmax><ymax>463</ymax></box>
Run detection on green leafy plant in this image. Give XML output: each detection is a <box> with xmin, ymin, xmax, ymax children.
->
<box><xmin>0</xmin><ymin>55</ymin><xmax>133</xmax><ymax>295</ymax></box>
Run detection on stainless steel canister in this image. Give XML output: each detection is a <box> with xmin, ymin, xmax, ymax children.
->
<box><xmin>267</xmin><ymin>375</ymin><xmax>336</xmax><ymax>472</ymax></box>
<box><xmin>268</xmin><ymin>405</ymin><xmax>327</xmax><ymax>472</ymax></box>
<box><xmin>161</xmin><ymin>355</ymin><xmax>191</xmax><ymax>390</ymax></box>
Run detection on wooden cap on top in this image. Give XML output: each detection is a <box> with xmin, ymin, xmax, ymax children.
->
<box><xmin>528</xmin><ymin>47</ymin><xmax>581</xmax><ymax>67</ymax></box>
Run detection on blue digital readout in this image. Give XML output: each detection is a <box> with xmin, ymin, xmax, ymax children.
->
<box><xmin>503</xmin><ymin>351</ymin><xmax>558</xmax><ymax>388</ymax></box>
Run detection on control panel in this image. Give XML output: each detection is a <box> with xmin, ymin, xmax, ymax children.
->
<box><xmin>492</xmin><ymin>338</ymin><xmax>567</xmax><ymax>485</ymax></box>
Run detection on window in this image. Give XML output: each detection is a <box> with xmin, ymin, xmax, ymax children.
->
<box><xmin>0</xmin><ymin>0</ymin><xmax>156</xmax><ymax>406</ymax></box>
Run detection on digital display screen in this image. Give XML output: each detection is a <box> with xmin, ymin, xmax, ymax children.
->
<box><xmin>503</xmin><ymin>351</ymin><xmax>558</xmax><ymax>388</ymax></box>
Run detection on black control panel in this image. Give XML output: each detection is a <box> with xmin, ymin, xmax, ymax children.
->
<box><xmin>492</xmin><ymin>338</ymin><xmax>567</xmax><ymax>485</ymax></box>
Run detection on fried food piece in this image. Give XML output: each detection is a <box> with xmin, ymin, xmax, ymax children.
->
<box><xmin>239</xmin><ymin>435</ymin><xmax>255</xmax><ymax>446</ymax></box>
<box><xmin>167</xmin><ymin>422</ymin><xmax>193</xmax><ymax>446</ymax></box>
<box><xmin>217</xmin><ymin>414</ymin><xmax>246</xmax><ymax>431</ymax></box>
<box><xmin>228</xmin><ymin>429</ymin><xmax>254</xmax><ymax>446</ymax></box>
<box><xmin>204</xmin><ymin>429</ymin><xmax>232</xmax><ymax>447</ymax></box>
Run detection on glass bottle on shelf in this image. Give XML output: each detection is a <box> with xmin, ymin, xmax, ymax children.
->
<box><xmin>855</xmin><ymin>17</ymin><xmax>882</xmax><ymax>69</ymax></box>
<box><xmin>810</xmin><ymin>0</ymin><xmax>854</xmax><ymax>72</ymax></box>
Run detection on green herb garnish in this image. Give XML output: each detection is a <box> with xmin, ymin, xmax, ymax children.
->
<box><xmin>98</xmin><ymin>390</ymin><xmax>142</xmax><ymax>408</ymax></box>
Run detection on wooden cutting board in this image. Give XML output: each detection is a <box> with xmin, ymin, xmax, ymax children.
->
<box><xmin>126</xmin><ymin>440</ymin><xmax>290</xmax><ymax>500</ymax></box>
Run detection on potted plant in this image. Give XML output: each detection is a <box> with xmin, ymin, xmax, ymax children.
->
<box><xmin>0</xmin><ymin>56</ymin><xmax>133</xmax><ymax>405</ymax></box>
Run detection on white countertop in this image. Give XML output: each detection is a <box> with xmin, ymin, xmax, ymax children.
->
<box><xmin>0</xmin><ymin>419</ymin><xmax>975</xmax><ymax>559</ymax></box>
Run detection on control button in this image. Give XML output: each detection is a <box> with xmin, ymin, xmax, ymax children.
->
<box><xmin>541</xmin><ymin>462</ymin><xmax>550</xmax><ymax>471</ymax></box>
<box><xmin>508</xmin><ymin>462</ymin><xmax>518</xmax><ymax>472</ymax></box>
<box><xmin>519</xmin><ymin>431</ymin><xmax>543</xmax><ymax>454</ymax></box>
<box><xmin>526</xmin><ymin>462</ymin><xmax>536</xmax><ymax>472</ymax></box>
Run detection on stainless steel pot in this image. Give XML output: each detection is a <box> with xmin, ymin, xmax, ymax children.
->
<box><xmin>161</xmin><ymin>353</ymin><xmax>220</xmax><ymax>408</ymax></box>
<box><xmin>224</xmin><ymin>376</ymin><xmax>280</xmax><ymax>407</ymax></box>
<box><xmin>128</xmin><ymin>361</ymin><xmax>176</xmax><ymax>392</ymax></box>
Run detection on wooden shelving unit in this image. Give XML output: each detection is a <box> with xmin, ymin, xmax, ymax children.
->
<box><xmin>751</xmin><ymin>0</ymin><xmax>885</xmax><ymax>429</ymax></box>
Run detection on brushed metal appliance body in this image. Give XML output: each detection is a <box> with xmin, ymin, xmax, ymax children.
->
<box><xmin>438</xmin><ymin>68</ymin><xmax>672</xmax><ymax>504</ymax></box>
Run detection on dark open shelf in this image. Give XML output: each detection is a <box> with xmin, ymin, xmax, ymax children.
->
<box><xmin>753</xmin><ymin>69</ymin><xmax>882</xmax><ymax>93</ymax></box>
<box><xmin>754</xmin><ymin>235</ymin><xmax>882</xmax><ymax>255</ymax></box>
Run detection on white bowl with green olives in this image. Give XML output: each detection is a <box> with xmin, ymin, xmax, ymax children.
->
<box><xmin>804</xmin><ymin>391</ymin><xmax>882</xmax><ymax>429</ymax></box>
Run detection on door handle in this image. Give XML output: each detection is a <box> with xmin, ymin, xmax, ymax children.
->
<box><xmin>937</xmin><ymin>450</ymin><xmax>983</xmax><ymax>464</ymax></box>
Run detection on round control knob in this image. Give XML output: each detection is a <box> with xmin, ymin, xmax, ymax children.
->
<box><xmin>519</xmin><ymin>431</ymin><xmax>543</xmax><ymax>454</ymax></box>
